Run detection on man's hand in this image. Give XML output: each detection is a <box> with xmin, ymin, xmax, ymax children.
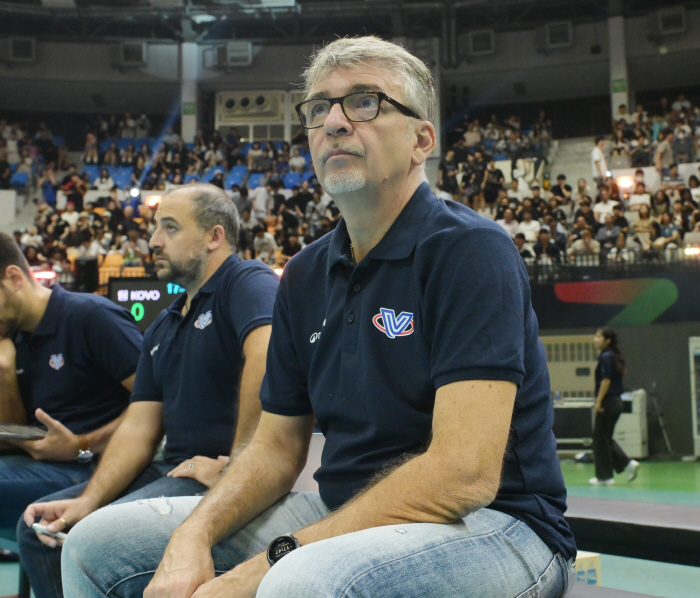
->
<box><xmin>12</xmin><ymin>408</ymin><xmax>79</xmax><ymax>461</ymax></box>
<box><xmin>144</xmin><ymin>532</ymin><xmax>216</xmax><ymax>598</ymax></box>
<box><xmin>23</xmin><ymin>496</ymin><xmax>99</xmax><ymax>548</ymax></box>
<box><xmin>0</xmin><ymin>337</ymin><xmax>16</xmax><ymax>371</ymax></box>
<box><xmin>167</xmin><ymin>456</ymin><xmax>230</xmax><ymax>489</ymax></box>
<box><xmin>191</xmin><ymin>553</ymin><xmax>270</xmax><ymax>598</ymax></box>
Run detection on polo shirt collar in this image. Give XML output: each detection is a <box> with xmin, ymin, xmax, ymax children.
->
<box><xmin>30</xmin><ymin>283</ymin><xmax>65</xmax><ymax>337</ymax></box>
<box><xmin>166</xmin><ymin>253</ymin><xmax>240</xmax><ymax>315</ymax></box>
<box><xmin>326</xmin><ymin>182</ymin><xmax>435</xmax><ymax>275</ymax></box>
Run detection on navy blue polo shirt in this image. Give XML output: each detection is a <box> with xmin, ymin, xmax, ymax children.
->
<box><xmin>261</xmin><ymin>182</ymin><xmax>576</xmax><ymax>560</ymax></box>
<box><xmin>15</xmin><ymin>284</ymin><xmax>142</xmax><ymax>434</ymax></box>
<box><xmin>595</xmin><ymin>349</ymin><xmax>623</xmax><ymax>397</ymax></box>
<box><xmin>130</xmin><ymin>255</ymin><xmax>278</xmax><ymax>465</ymax></box>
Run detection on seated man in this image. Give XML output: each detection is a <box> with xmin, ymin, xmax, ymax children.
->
<box><xmin>0</xmin><ymin>231</ymin><xmax>141</xmax><ymax>530</ymax></box>
<box><xmin>61</xmin><ymin>37</ymin><xmax>575</xmax><ymax>598</ymax></box>
<box><xmin>568</xmin><ymin>227</ymin><xmax>601</xmax><ymax>262</ymax></box>
<box><xmin>19</xmin><ymin>185</ymin><xmax>279</xmax><ymax>598</ymax></box>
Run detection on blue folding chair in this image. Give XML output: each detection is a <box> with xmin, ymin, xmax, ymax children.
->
<box><xmin>10</xmin><ymin>172</ymin><xmax>29</xmax><ymax>188</ymax></box>
<box><xmin>284</xmin><ymin>172</ymin><xmax>301</xmax><ymax>189</ymax></box>
<box><xmin>247</xmin><ymin>173</ymin><xmax>264</xmax><ymax>189</ymax></box>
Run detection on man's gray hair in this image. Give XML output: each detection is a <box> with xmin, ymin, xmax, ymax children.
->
<box><xmin>169</xmin><ymin>184</ymin><xmax>240</xmax><ymax>249</ymax></box>
<box><xmin>302</xmin><ymin>36</ymin><xmax>436</xmax><ymax>122</ymax></box>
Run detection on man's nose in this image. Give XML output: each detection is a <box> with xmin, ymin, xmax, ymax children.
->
<box><xmin>323</xmin><ymin>102</ymin><xmax>353</xmax><ymax>136</ymax></box>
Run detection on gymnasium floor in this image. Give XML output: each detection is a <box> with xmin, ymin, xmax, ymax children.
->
<box><xmin>2</xmin><ymin>461</ymin><xmax>699</xmax><ymax>598</ymax></box>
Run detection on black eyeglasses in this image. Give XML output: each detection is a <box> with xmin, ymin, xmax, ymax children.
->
<box><xmin>295</xmin><ymin>91</ymin><xmax>421</xmax><ymax>130</ymax></box>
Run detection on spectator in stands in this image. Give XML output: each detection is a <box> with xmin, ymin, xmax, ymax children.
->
<box><xmin>496</xmin><ymin>208</ymin><xmax>518</xmax><ymax>239</ymax></box>
<box><xmin>102</xmin><ymin>142</ymin><xmax>119</xmax><ymax>167</ymax></box>
<box><xmin>93</xmin><ymin>167</ymin><xmax>115</xmax><ymax>194</ymax></box>
<box><xmin>240</xmin><ymin>207</ymin><xmax>258</xmax><ymax>232</ymax></box>
<box><xmin>513</xmin><ymin>232</ymin><xmax>534</xmax><ymax>260</ymax></box>
<box><xmin>162</xmin><ymin>127</ymin><xmax>180</xmax><ymax>146</ymax></box>
<box><xmin>515</xmin><ymin>209</ymin><xmax>540</xmax><ymax>242</ymax></box>
<box><xmin>655</xmin><ymin>129</ymin><xmax>675</xmax><ymax>176</ymax></box>
<box><xmin>288</xmin><ymin>147</ymin><xmax>307</xmax><ymax>173</ymax></box>
<box><xmin>20</xmin><ymin>186</ymin><xmax>278</xmax><ymax>598</ymax></box>
<box><xmin>628</xmin><ymin>182</ymin><xmax>651</xmax><ymax>211</ymax></box>
<box><xmin>612</xmin><ymin>204</ymin><xmax>629</xmax><ymax>236</ymax></box>
<box><xmin>252</xmin><ymin>148</ymin><xmax>273</xmax><ymax>174</ymax></box>
<box><xmin>135</xmin><ymin>114</ymin><xmax>151</xmax><ymax>139</ymax></box>
<box><xmin>119</xmin><ymin>227</ymin><xmax>150</xmax><ymax>267</ymax></box>
<box><xmin>593</xmin><ymin>186</ymin><xmax>618</xmax><ymax>223</ymax></box>
<box><xmin>247</xmin><ymin>142</ymin><xmax>263</xmax><ymax>170</ymax></box>
<box><xmin>20</xmin><ymin>226</ymin><xmax>42</xmax><ymax>249</ymax></box>
<box><xmin>672</xmin><ymin>94</ymin><xmax>691</xmax><ymax>113</ymax></box>
<box><xmin>688</xmin><ymin>175</ymin><xmax>700</xmax><ymax>204</ymax></box>
<box><xmin>252</xmin><ymin>225</ymin><xmax>278</xmax><ymax>264</ymax></box>
<box><xmin>596</xmin><ymin>214</ymin><xmax>622</xmax><ymax>255</ymax></box>
<box><xmin>438</xmin><ymin>149</ymin><xmax>459</xmax><ymax>201</ymax></box>
<box><xmin>61</xmin><ymin>202</ymin><xmax>80</xmax><ymax>227</ymax></box>
<box><xmin>661</xmin><ymin>163</ymin><xmax>686</xmax><ymax>199</ymax></box>
<box><xmin>673</xmin><ymin>129</ymin><xmax>694</xmax><ymax>164</ymax></box>
<box><xmin>204</xmin><ymin>142</ymin><xmax>224</xmax><ymax>168</ymax></box>
<box><xmin>210</xmin><ymin>171</ymin><xmax>225</xmax><ymax>189</ymax></box>
<box><xmin>568</xmin><ymin>227</ymin><xmax>600</xmax><ymax>261</ymax></box>
<box><xmin>652</xmin><ymin>190</ymin><xmax>671</xmax><ymax>217</ymax></box>
<box><xmin>280</xmin><ymin>232</ymin><xmax>302</xmax><ymax>263</ymax></box>
<box><xmin>533</xmin><ymin>228</ymin><xmax>562</xmax><ymax>264</ymax></box>
<box><xmin>82</xmin><ymin>143</ymin><xmax>99</xmax><ymax>166</ymax></box>
<box><xmin>0</xmin><ymin>150</ymin><xmax>11</xmax><ymax>189</ymax></box>
<box><xmin>654</xmin><ymin>212</ymin><xmax>681</xmax><ymax>255</ymax></box>
<box><xmin>608</xmin><ymin>234</ymin><xmax>634</xmax><ymax>263</ymax></box>
<box><xmin>591</xmin><ymin>136</ymin><xmax>608</xmax><ymax>186</ymax></box>
<box><xmin>463</xmin><ymin>120</ymin><xmax>482</xmax><ymax>147</ymax></box>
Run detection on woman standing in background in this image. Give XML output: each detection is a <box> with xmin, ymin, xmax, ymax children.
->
<box><xmin>590</xmin><ymin>327</ymin><xmax>640</xmax><ymax>485</ymax></box>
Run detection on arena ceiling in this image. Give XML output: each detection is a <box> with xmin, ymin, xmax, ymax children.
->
<box><xmin>0</xmin><ymin>0</ymin><xmax>698</xmax><ymax>43</ymax></box>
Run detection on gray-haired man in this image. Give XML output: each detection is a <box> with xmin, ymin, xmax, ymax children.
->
<box><xmin>61</xmin><ymin>39</ymin><xmax>574</xmax><ymax>598</ymax></box>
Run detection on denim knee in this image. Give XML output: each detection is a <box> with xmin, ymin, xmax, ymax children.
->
<box><xmin>258</xmin><ymin>547</ymin><xmax>343</xmax><ymax>598</ymax></box>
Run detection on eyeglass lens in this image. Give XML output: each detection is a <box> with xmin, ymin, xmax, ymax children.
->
<box><xmin>300</xmin><ymin>93</ymin><xmax>381</xmax><ymax>128</ymax></box>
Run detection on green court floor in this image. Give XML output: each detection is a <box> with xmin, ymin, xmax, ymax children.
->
<box><xmin>562</xmin><ymin>459</ymin><xmax>700</xmax><ymax>597</ymax></box>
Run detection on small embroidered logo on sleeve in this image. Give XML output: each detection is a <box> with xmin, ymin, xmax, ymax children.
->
<box><xmin>49</xmin><ymin>354</ymin><xmax>65</xmax><ymax>370</ymax></box>
<box><xmin>372</xmin><ymin>308</ymin><xmax>414</xmax><ymax>339</ymax></box>
<box><xmin>194</xmin><ymin>311</ymin><xmax>213</xmax><ymax>330</ymax></box>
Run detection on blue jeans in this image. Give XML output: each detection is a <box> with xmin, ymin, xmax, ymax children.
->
<box><xmin>62</xmin><ymin>492</ymin><xmax>573</xmax><ymax>598</ymax></box>
<box><xmin>18</xmin><ymin>461</ymin><xmax>207</xmax><ymax>598</ymax></box>
<box><xmin>0</xmin><ymin>454</ymin><xmax>94</xmax><ymax>529</ymax></box>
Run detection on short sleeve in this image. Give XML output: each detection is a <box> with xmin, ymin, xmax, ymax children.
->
<box><xmin>598</xmin><ymin>352</ymin><xmax>616</xmax><ymax>380</ymax></box>
<box><xmin>84</xmin><ymin>300</ymin><xmax>143</xmax><ymax>382</ymax></box>
<box><xmin>259</xmin><ymin>274</ymin><xmax>313</xmax><ymax>416</ymax></box>
<box><xmin>421</xmin><ymin>227</ymin><xmax>527</xmax><ymax>389</ymax></box>
<box><xmin>129</xmin><ymin>327</ymin><xmax>162</xmax><ymax>403</ymax></box>
<box><xmin>225</xmin><ymin>264</ymin><xmax>279</xmax><ymax>345</ymax></box>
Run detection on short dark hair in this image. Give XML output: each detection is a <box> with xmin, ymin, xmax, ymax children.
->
<box><xmin>515</xmin><ymin>233</ymin><xmax>526</xmax><ymax>240</ymax></box>
<box><xmin>595</xmin><ymin>136</ymin><xmax>606</xmax><ymax>145</ymax></box>
<box><xmin>0</xmin><ymin>232</ymin><xmax>32</xmax><ymax>279</ymax></box>
<box><xmin>167</xmin><ymin>184</ymin><xmax>240</xmax><ymax>249</ymax></box>
<box><xmin>669</xmin><ymin>163</ymin><xmax>678</xmax><ymax>169</ymax></box>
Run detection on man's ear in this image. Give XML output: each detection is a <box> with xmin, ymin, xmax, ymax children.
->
<box><xmin>411</xmin><ymin>121</ymin><xmax>437</xmax><ymax>167</ymax></box>
<box><xmin>207</xmin><ymin>225</ymin><xmax>228</xmax><ymax>251</ymax></box>
<box><xmin>3</xmin><ymin>265</ymin><xmax>28</xmax><ymax>293</ymax></box>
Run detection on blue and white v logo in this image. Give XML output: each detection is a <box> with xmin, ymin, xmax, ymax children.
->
<box><xmin>372</xmin><ymin>308</ymin><xmax>414</xmax><ymax>339</ymax></box>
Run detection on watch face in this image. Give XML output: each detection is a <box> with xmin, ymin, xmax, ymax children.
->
<box><xmin>268</xmin><ymin>535</ymin><xmax>299</xmax><ymax>564</ymax></box>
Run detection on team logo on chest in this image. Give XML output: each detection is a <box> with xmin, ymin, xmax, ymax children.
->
<box><xmin>372</xmin><ymin>308</ymin><xmax>414</xmax><ymax>339</ymax></box>
<box><xmin>194</xmin><ymin>310</ymin><xmax>213</xmax><ymax>330</ymax></box>
<box><xmin>49</xmin><ymin>353</ymin><xmax>65</xmax><ymax>370</ymax></box>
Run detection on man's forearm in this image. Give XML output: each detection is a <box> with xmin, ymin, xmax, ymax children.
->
<box><xmin>81</xmin><ymin>418</ymin><xmax>162</xmax><ymax>508</ymax></box>
<box><xmin>81</xmin><ymin>411</ymin><xmax>127</xmax><ymax>455</ymax></box>
<box><xmin>294</xmin><ymin>449</ymin><xmax>495</xmax><ymax>547</ymax></box>
<box><xmin>175</xmin><ymin>433</ymin><xmax>306</xmax><ymax>547</ymax></box>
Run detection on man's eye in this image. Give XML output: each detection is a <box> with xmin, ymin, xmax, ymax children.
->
<box><xmin>310</xmin><ymin>103</ymin><xmax>329</xmax><ymax>117</ymax></box>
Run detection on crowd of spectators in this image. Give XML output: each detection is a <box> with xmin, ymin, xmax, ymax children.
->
<box><xmin>5</xmin><ymin>112</ymin><xmax>343</xmax><ymax>280</ymax></box>
<box><xmin>6</xmin><ymin>93</ymin><xmax>700</xmax><ymax>286</ymax></box>
<box><xmin>607</xmin><ymin>94</ymin><xmax>700</xmax><ymax>169</ymax></box>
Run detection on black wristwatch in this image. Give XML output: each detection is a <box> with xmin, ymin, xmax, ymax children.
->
<box><xmin>267</xmin><ymin>535</ymin><xmax>300</xmax><ymax>566</ymax></box>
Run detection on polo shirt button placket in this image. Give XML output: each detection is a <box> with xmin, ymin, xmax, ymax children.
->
<box><xmin>347</xmin><ymin>314</ymin><xmax>355</xmax><ymax>324</ymax></box>
<box><xmin>353</xmin><ymin>284</ymin><xmax>361</xmax><ymax>292</ymax></box>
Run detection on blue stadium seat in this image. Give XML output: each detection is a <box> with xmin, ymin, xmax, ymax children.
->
<box><xmin>226</xmin><ymin>166</ymin><xmax>248</xmax><ymax>189</ymax></box>
<box><xmin>113</xmin><ymin>167</ymin><xmax>133</xmax><ymax>189</ymax></box>
<box><xmin>274</xmin><ymin>141</ymin><xmax>285</xmax><ymax>151</ymax></box>
<box><xmin>284</xmin><ymin>172</ymin><xmax>301</xmax><ymax>189</ymax></box>
<box><xmin>118</xmin><ymin>138</ymin><xmax>135</xmax><ymax>151</ymax></box>
<box><xmin>247</xmin><ymin>173</ymin><xmax>264</xmax><ymax>189</ymax></box>
<box><xmin>184</xmin><ymin>174</ymin><xmax>200</xmax><ymax>184</ymax></box>
<box><xmin>53</xmin><ymin>135</ymin><xmax>64</xmax><ymax>147</ymax></box>
<box><xmin>10</xmin><ymin>163</ymin><xmax>17</xmax><ymax>173</ymax></box>
<box><xmin>201</xmin><ymin>166</ymin><xmax>226</xmax><ymax>184</ymax></box>
<box><xmin>100</xmin><ymin>139</ymin><xmax>117</xmax><ymax>153</ymax></box>
<box><xmin>493</xmin><ymin>153</ymin><xmax>509</xmax><ymax>161</ymax></box>
<box><xmin>82</xmin><ymin>165</ymin><xmax>100</xmax><ymax>182</ymax></box>
<box><xmin>184</xmin><ymin>142</ymin><xmax>195</xmax><ymax>151</ymax></box>
<box><xmin>239</xmin><ymin>142</ymin><xmax>253</xmax><ymax>158</ymax></box>
<box><xmin>10</xmin><ymin>172</ymin><xmax>28</xmax><ymax>188</ymax></box>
